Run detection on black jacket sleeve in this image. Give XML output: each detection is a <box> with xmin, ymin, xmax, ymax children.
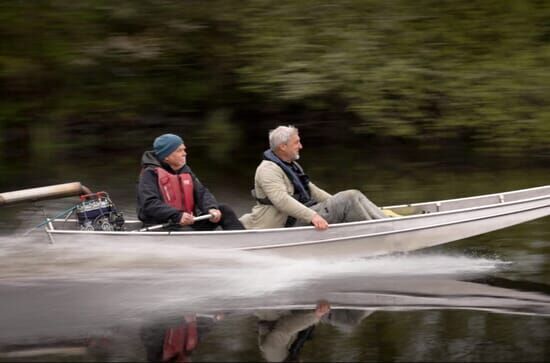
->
<box><xmin>189</xmin><ymin>169</ymin><xmax>219</xmax><ymax>214</ymax></box>
<box><xmin>137</xmin><ymin>169</ymin><xmax>182</xmax><ymax>224</ymax></box>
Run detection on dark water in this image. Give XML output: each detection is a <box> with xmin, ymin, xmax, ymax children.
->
<box><xmin>0</xmin><ymin>130</ymin><xmax>549</xmax><ymax>362</ymax></box>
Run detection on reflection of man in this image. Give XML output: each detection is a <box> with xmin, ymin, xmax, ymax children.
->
<box><xmin>256</xmin><ymin>301</ymin><xmax>330</xmax><ymax>362</ymax></box>
<box><xmin>140</xmin><ymin>313</ymin><xmax>224</xmax><ymax>363</ymax></box>
<box><xmin>240</xmin><ymin>125</ymin><xmax>387</xmax><ymax>230</ymax></box>
<box><xmin>161</xmin><ymin>314</ymin><xmax>198</xmax><ymax>363</ymax></box>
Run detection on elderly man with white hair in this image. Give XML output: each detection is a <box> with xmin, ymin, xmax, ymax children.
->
<box><xmin>240</xmin><ymin>125</ymin><xmax>387</xmax><ymax>230</ymax></box>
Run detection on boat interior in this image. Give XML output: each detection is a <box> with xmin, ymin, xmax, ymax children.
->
<box><xmin>50</xmin><ymin>185</ymin><xmax>550</xmax><ymax>232</ymax></box>
<box><xmin>382</xmin><ymin>185</ymin><xmax>550</xmax><ymax>216</ymax></box>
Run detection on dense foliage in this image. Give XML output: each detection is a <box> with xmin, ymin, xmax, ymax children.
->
<box><xmin>1</xmin><ymin>0</ymin><xmax>549</xmax><ymax>154</ymax></box>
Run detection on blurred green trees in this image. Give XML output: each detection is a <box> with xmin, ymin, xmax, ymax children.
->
<box><xmin>1</xmin><ymin>0</ymin><xmax>549</xmax><ymax>154</ymax></box>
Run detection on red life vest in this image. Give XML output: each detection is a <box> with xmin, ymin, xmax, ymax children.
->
<box><xmin>156</xmin><ymin>167</ymin><xmax>195</xmax><ymax>214</ymax></box>
<box><xmin>162</xmin><ymin>319</ymin><xmax>198</xmax><ymax>363</ymax></box>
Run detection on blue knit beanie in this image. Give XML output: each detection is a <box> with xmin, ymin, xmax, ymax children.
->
<box><xmin>153</xmin><ymin>134</ymin><xmax>184</xmax><ymax>160</ymax></box>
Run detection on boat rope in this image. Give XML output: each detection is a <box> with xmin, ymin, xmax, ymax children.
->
<box><xmin>23</xmin><ymin>205</ymin><xmax>77</xmax><ymax>236</ymax></box>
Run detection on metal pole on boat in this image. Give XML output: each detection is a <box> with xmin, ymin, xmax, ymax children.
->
<box><xmin>44</xmin><ymin>220</ymin><xmax>56</xmax><ymax>244</ymax></box>
<box><xmin>39</xmin><ymin>206</ymin><xmax>56</xmax><ymax>244</ymax></box>
<box><xmin>138</xmin><ymin>214</ymin><xmax>214</xmax><ymax>232</ymax></box>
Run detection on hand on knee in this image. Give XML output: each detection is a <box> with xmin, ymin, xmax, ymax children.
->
<box><xmin>311</xmin><ymin>213</ymin><xmax>329</xmax><ymax>231</ymax></box>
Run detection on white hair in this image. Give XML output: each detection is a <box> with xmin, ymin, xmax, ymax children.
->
<box><xmin>269</xmin><ymin>125</ymin><xmax>299</xmax><ymax>151</ymax></box>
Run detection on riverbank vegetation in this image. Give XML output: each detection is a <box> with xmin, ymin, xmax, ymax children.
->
<box><xmin>1</xmin><ymin>0</ymin><xmax>549</xmax><ymax>156</ymax></box>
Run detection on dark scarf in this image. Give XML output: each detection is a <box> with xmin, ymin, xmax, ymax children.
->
<box><xmin>263</xmin><ymin>149</ymin><xmax>313</xmax><ymax>205</ymax></box>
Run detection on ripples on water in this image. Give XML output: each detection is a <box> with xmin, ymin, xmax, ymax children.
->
<box><xmin>0</xmin><ymin>228</ymin><xmax>547</xmax><ymax>362</ymax></box>
<box><xmin>0</xmin><ymin>233</ymin><xmax>507</xmax><ymax>283</ymax></box>
<box><xmin>0</xmin><ymin>233</ymin><xmax>509</xmax><ymax>342</ymax></box>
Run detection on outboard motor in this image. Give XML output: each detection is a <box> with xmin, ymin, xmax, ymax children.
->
<box><xmin>76</xmin><ymin>192</ymin><xmax>125</xmax><ymax>231</ymax></box>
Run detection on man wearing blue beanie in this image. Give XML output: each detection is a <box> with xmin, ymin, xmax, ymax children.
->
<box><xmin>153</xmin><ymin>133</ymin><xmax>184</xmax><ymax>161</ymax></box>
<box><xmin>137</xmin><ymin>133</ymin><xmax>245</xmax><ymax>230</ymax></box>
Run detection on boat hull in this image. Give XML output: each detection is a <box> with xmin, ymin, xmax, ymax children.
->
<box><xmin>45</xmin><ymin>186</ymin><xmax>550</xmax><ymax>260</ymax></box>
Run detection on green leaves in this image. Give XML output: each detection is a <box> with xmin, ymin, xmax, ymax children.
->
<box><xmin>1</xmin><ymin>0</ymin><xmax>549</xmax><ymax>154</ymax></box>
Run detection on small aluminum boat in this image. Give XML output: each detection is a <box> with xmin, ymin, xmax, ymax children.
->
<box><xmin>44</xmin><ymin>185</ymin><xmax>550</xmax><ymax>259</ymax></box>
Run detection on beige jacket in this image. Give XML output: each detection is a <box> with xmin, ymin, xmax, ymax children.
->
<box><xmin>256</xmin><ymin>310</ymin><xmax>320</xmax><ymax>362</ymax></box>
<box><xmin>240</xmin><ymin>160</ymin><xmax>331</xmax><ymax>229</ymax></box>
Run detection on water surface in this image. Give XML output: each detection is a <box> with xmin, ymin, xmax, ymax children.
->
<box><xmin>0</xmin><ymin>135</ymin><xmax>548</xmax><ymax>362</ymax></box>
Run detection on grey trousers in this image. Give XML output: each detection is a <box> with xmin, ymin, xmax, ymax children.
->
<box><xmin>297</xmin><ymin>189</ymin><xmax>387</xmax><ymax>226</ymax></box>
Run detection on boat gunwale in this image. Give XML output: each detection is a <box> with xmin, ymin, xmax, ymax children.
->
<box><xmin>240</xmin><ymin>202</ymin><xmax>550</xmax><ymax>250</ymax></box>
<box><xmin>45</xmin><ymin>185</ymin><xmax>550</xmax><ymax>237</ymax></box>
<box><xmin>381</xmin><ymin>184</ymin><xmax>550</xmax><ymax>210</ymax></box>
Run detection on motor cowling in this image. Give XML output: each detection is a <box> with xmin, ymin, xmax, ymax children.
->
<box><xmin>76</xmin><ymin>192</ymin><xmax>124</xmax><ymax>231</ymax></box>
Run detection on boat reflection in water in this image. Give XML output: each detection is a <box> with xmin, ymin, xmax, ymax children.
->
<box><xmin>1</xmin><ymin>275</ymin><xmax>549</xmax><ymax>362</ymax></box>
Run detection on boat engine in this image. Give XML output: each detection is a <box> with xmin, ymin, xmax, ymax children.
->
<box><xmin>76</xmin><ymin>192</ymin><xmax>125</xmax><ymax>231</ymax></box>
